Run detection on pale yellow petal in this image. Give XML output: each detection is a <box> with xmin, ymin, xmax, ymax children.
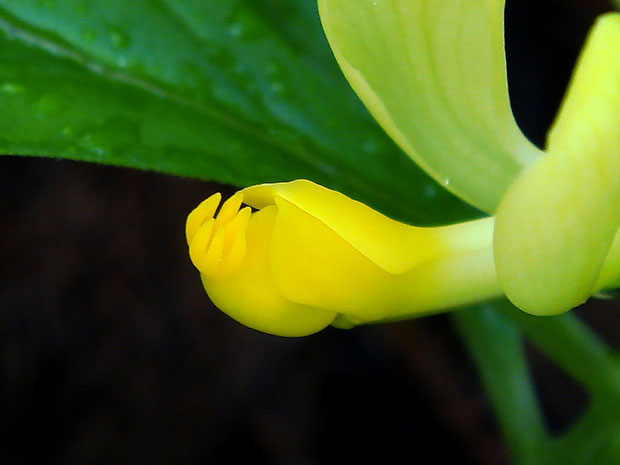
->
<box><xmin>494</xmin><ymin>14</ymin><xmax>620</xmax><ymax>315</ymax></box>
<box><xmin>319</xmin><ymin>0</ymin><xmax>541</xmax><ymax>213</ymax></box>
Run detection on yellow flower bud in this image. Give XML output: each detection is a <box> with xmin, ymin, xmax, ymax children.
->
<box><xmin>187</xmin><ymin>180</ymin><xmax>501</xmax><ymax>336</ymax></box>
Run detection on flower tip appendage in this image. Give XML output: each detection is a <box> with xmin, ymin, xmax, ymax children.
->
<box><xmin>187</xmin><ymin>192</ymin><xmax>251</xmax><ymax>279</ymax></box>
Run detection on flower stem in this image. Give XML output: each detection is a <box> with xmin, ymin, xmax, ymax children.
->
<box><xmin>536</xmin><ymin>392</ymin><xmax>620</xmax><ymax>465</ymax></box>
<box><xmin>453</xmin><ymin>305</ymin><xmax>546</xmax><ymax>465</ymax></box>
<box><xmin>496</xmin><ymin>301</ymin><xmax>620</xmax><ymax>395</ymax></box>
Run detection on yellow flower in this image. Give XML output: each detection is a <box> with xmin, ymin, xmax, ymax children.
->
<box><xmin>186</xmin><ymin>180</ymin><xmax>500</xmax><ymax>336</ymax></box>
<box><xmin>187</xmin><ymin>1</ymin><xmax>620</xmax><ymax>335</ymax></box>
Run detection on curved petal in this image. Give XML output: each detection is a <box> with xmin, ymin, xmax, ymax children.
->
<box><xmin>269</xmin><ymin>195</ymin><xmax>398</xmax><ymax>323</ymax></box>
<box><xmin>494</xmin><ymin>14</ymin><xmax>620</xmax><ymax>315</ymax></box>
<box><xmin>595</xmin><ymin>232</ymin><xmax>620</xmax><ymax>292</ymax></box>
<box><xmin>318</xmin><ymin>0</ymin><xmax>541</xmax><ymax>213</ymax></box>
<box><xmin>266</xmin><ymin>192</ymin><xmax>500</xmax><ymax>324</ymax></box>
<box><xmin>243</xmin><ymin>179</ymin><xmax>491</xmax><ymax>274</ymax></box>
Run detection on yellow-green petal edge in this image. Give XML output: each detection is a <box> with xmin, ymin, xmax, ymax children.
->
<box><xmin>319</xmin><ymin>0</ymin><xmax>541</xmax><ymax>213</ymax></box>
<box><xmin>494</xmin><ymin>14</ymin><xmax>620</xmax><ymax>315</ymax></box>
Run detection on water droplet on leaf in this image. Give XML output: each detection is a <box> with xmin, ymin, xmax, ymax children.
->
<box><xmin>1</xmin><ymin>82</ymin><xmax>25</xmax><ymax>94</ymax></box>
<box><xmin>109</xmin><ymin>28</ymin><xmax>130</xmax><ymax>50</ymax></box>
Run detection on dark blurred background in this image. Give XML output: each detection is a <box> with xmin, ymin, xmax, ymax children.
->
<box><xmin>0</xmin><ymin>1</ymin><xmax>618</xmax><ymax>464</ymax></box>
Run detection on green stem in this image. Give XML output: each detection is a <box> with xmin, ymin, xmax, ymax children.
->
<box><xmin>536</xmin><ymin>391</ymin><xmax>620</xmax><ymax>465</ymax></box>
<box><xmin>453</xmin><ymin>305</ymin><xmax>546</xmax><ymax>465</ymax></box>
<box><xmin>496</xmin><ymin>301</ymin><xmax>620</xmax><ymax>395</ymax></box>
<box><xmin>589</xmin><ymin>429</ymin><xmax>620</xmax><ymax>465</ymax></box>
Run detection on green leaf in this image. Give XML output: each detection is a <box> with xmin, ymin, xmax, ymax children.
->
<box><xmin>318</xmin><ymin>0</ymin><xmax>542</xmax><ymax>213</ymax></box>
<box><xmin>0</xmin><ymin>0</ymin><xmax>477</xmax><ymax>225</ymax></box>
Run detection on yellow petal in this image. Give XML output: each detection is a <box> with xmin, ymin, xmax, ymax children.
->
<box><xmin>269</xmin><ymin>195</ymin><xmax>397</xmax><ymax>322</ymax></box>
<box><xmin>595</xmin><ymin>232</ymin><xmax>620</xmax><ymax>292</ymax></box>
<box><xmin>243</xmin><ymin>179</ymin><xmax>479</xmax><ymax>274</ymax></box>
<box><xmin>494</xmin><ymin>14</ymin><xmax>620</xmax><ymax>315</ymax></box>
<box><xmin>261</xmin><ymin>187</ymin><xmax>500</xmax><ymax>324</ymax></box>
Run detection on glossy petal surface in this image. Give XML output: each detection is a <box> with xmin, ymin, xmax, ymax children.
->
<box><xmin>243</xmin><ymin>180</ymin><xmax>450</xmax><ymax>274</ymax></box>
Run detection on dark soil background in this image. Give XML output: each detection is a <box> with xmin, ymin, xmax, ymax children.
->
<box><xmin>0</xmin><ymin>1</ymin><xmax>618</xmax><ymax>464</ymax></box>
